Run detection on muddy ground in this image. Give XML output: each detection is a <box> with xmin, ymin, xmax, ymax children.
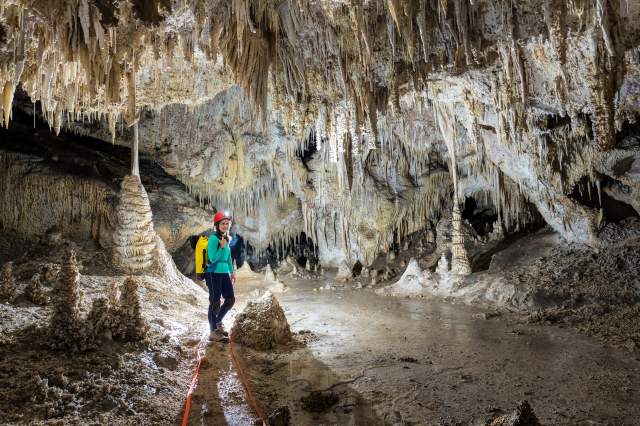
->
<box><xmin>0</xmin><ymin>235</ymin><xmax>209</xmax><ymax>425</ymax></box>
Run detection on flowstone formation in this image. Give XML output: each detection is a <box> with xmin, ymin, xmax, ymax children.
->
<box><xmin>113</xmin><ymin>175</ymin><xmax>157</xmax><ymax>273</ymax></box>
<box><xmin>0</xmin><ymin>262</ymin><xmax>17</xmax><ymax>302</ymax></box>
<box><xmin>231</xmin><ymin>291</ymin><xmax>292</xmax><ymax>351</ymax></box>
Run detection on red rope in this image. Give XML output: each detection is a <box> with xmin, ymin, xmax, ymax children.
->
<box><xmin>180</xmin><ymin>331</ymin><xmax>269</xmax><ymax>426</ymax></box>
<box><xmin>229</xmin><ymin>331</ymin><xmax>269</xmax><ymax>425</ymax></box>
<box><xmin>180</xmin><ymin>333</ymin><xmax>206</xmax><ymax>426</ymax></box>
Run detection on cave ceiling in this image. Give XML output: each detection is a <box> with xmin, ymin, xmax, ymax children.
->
<box><xmin>1</xmin><ymin>0</ymin><xmax>640</xmax><ymax>266</ymax></box>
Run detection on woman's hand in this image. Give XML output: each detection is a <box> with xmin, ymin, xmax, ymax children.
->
<box><xmin>231</xmin><ymin>273</ymin><xmax>236</xmax><ymax>284</ymax></box>
<box><xmin>219</xmin><ymin>237</ymin><xmax>228</xmax><ymax>248</ymax></box>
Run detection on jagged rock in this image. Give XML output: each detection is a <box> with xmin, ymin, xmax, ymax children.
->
<box><xmin>25</xmin><ymin>273</ymin><xmax>49</xmax><ymax>305</ymax></box>
<box><xmin>0</xmin><ymin>261</ymin><xmax>17</xmax><ymax>302</ymax></box>
<box><xmin>489</xmin><ymin>400</ymin><xmax>541</xmax><ymax>426</ymax></box>
<box><xmin>436</xmin><ymin>254</ymin><xmax>449</xmax><ymax>276</ymax></box>
<box><xmin>488</xmin><ymin>219</ymin><xmax>505</xmax><ymax>241</ymax></box>
<box><xmin>231</xmin><ymin>291</ymin><xmax>292</xmax><ymax>351</ymax></box>
<box><xmin>108</xmin><ymin>280</ymin><xmax>120</xmax><ymax>307</ymax></box>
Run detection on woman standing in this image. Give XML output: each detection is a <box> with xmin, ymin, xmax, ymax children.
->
<box><xmin>206</xmin><ymin>211</ymin><xmax>236</xmax><ymax>340</ymax></box>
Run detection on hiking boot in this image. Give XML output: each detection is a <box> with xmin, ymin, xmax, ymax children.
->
<box><xmin>208</xmin><ymin>329</ymin><xmax>229</xmax><ymax>343</ymax></box>
<box><xmin>215</xmin><ymin>324</ymin><xmax>229</xmax><ymax>337</ymax></box>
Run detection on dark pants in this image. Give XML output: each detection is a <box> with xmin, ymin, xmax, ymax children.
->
<box><xmin>205</xmin><ymin>272</ymin><xmax>235</xmax><ymax>331</ymax></box>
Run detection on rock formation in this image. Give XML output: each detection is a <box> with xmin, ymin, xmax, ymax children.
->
<box><xmin>112</xmin><ymin>277</ymin><xmax>147</xmax><ymax>342</ymax></box>
<box><xmin>24</xmin><ymin>273</ymin><xmax>49</xmax><ymax>306</ymax></box>
<box><xmin>40</xmin><ymin>264</ymin><xmax>61</xmax><ymax>286</ymax></box>
<box><xmin>0</xmin><ymin>1</ymin><xmax>639</xmax><ymax>271</ymax></box>
<box><xmin>86</xmin><ymin>298</ymin><xmax>112</xmax><ymax>343</ymax></box>
<box><xmin>49</xmin><ymin>250</ymin><xmax>84</xmax><ymax>349</ymax></box>
<box><xmin>113</xmin><ymin>175</ymin><xmax>157</xmax><ymax>273</ymax></box>
<box><xmin>451</xmin><ymin>202</ymin><xmax>472</xmax><ymax>276</ymax></box>
<box><xmin>0</xmin><ymin>262</ymin><xmax>17</xmax><ymax>303</ymax></box>
<box><xmin>231</xmin><ymin>291</ymin><xmax>292</xmax><ymax>350</ymax></box>
<box><xmin>489</xmin><ymin>400</ymin><xmax>541</xmax><ymax>426</ymax></box>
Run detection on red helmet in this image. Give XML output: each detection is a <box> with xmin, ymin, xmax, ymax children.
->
<box><xmin>213</xmin><ymin>211</ymin><xmax>233</xmax><ymax>225</ymax></box>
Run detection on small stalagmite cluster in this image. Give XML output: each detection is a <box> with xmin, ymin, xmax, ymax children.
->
<box><xmin>0</xmin><ymin>261</ymin><xmax>17</xmax><ymax>302</ymax></box>
<box><xmin>47</xmin><ymin>248</ymin><xmax>147</xmax><ymax>350</ymax></box>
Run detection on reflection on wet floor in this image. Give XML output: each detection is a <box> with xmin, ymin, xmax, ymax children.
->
<box><xmin>217</xmin><ymin>360</ymin><xmax>257</xmax><ymax>426</ymax></box>
<box><xmin>187</xmin><ymin>276</ymin><xmax>640</xmax><ymax>425</ymax></box>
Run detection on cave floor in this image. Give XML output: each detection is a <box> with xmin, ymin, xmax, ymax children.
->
<box><xmin>197</xmin><ymin>271</ymin><xmax>640</xmax><ymax>425</ymax></box>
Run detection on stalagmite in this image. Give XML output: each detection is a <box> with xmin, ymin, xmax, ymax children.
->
<box><xmin>112</xmin><ymin>175</ymin><xmax>157</xmax><ymax>273</ymax></box>
<box><xmin>25</xmin><ymin>273</ymin><xmax>49</xmax><ymax>305</ymax></box>
<box><xmin>450</xmin><ymin>201</ymin><xmax>472</xmax><ymax>276</ymax></box>
<box><xmin>86</xmin><ymin>298</ymin><xmax>112</xmax><ymax>341</ymax></box>
<box><xmin>49</xmin><ymin>249</ymin><xmax>84</xmax><ymax>350</ymax></box>
<box><xmin>0</xmin><ymin>262</ymin><xmax>17</xmax><ymax>303</ymax></box>
<box><xmin>112</xmin><ymin>277</ymin><xmax>147</xmax><ymax>341</ymax></box>
<box><xmin>435</xmin><ymin>102</ymin><xmax>471</xmax><ymax>277</ymax></box>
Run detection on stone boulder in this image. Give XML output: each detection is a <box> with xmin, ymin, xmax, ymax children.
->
<box><xmin>231</xmin><ymin>291</ymin><xmax>292</xmax><ymax>350</ymax></box>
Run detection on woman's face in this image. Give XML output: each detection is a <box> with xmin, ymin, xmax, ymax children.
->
<box><xmin>218</xmin><ymin>219</ymin><xmax>231</xmax><ymax>232</ymax></box>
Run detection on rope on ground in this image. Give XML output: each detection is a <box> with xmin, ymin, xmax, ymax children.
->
<box><xmin>180</xmin><ymin>331</ymin><xmax>207</xmax><ymax>426</ymax></box>
<box><xmin>229</xmin><ymin>330</ymin><xmax>269</xmax><ymax>426</ymax></box>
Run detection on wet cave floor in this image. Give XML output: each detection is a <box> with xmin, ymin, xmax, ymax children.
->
<box><xmin>190</xmin><ymin>271</ymin><xmax>640</xmax><ymax>426</ymax></box>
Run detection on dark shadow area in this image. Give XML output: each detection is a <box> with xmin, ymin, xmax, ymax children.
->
<box><xmin>0</xmin><ymin>102</ymin><xmax>181</xmax><ymax>193</ymax></box>
<box><xmin>616</xmin><ymin>113</ymin><xmax>640</xmax><ymax>149</ymax></box>
<box><xmin>351</xmin><ymin>260</ymin><xmax>363</xmax><ymax>277</ymax></box>
<box><xmin>247</xmin><ymin>232</ymin><xmax>318</xmax><ymax>271</ymax></box>
<box><xmin>569</xmin><ymin>176</ymin><xmax>638</xmax><ymax>223</ymax></box>
<box><xmin>461</xmin><ymin>197</ymin><xmax>498</xmax><ymax>236</ymax></box>
<box><xmin>298</xmin><ymin>131</ymin><xmax>318</xmax><ymax>171</ymax></box>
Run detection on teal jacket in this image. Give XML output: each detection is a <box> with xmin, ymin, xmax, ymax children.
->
<box><xmin>206</xmin><ymin>234</ymin><xmax>234</xmax><ymax>274</ymax></box>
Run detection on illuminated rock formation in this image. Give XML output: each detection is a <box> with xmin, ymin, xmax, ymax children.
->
<box><xmin>113</xmin><ymin>175</ymin><xmax>157</xmax><ymax>273</ymax></box>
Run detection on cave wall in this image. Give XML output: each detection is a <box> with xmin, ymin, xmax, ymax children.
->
<box><xmin>0</xmin><ymin>114</ymin><xmax>211</xmax><ymax>256</ymax></box>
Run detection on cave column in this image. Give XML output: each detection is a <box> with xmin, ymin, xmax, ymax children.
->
<box><xmin>435</xmin><ymin>103</ymin><xmax>472</xmax><ymax>277</ymax></box>
<box><xmin>112</xmin><ymin>50</ymin><xmax>157</xmax><ymax>273</ymax></box>
<box><xmin>126</xmin><ymin>47</ymin><xmax>141</xmax><ymax>177</ymax></box>
<box><xmin>131</xmin><ymin>123</ymin><xmax>140</xmax><ymax>177</ymax></box>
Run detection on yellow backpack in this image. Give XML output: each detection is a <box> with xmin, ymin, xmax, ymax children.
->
<box><xmin>195</xmin><ymin>235</ymin><xmax>208</xmax><ymax>279</ymax></box>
